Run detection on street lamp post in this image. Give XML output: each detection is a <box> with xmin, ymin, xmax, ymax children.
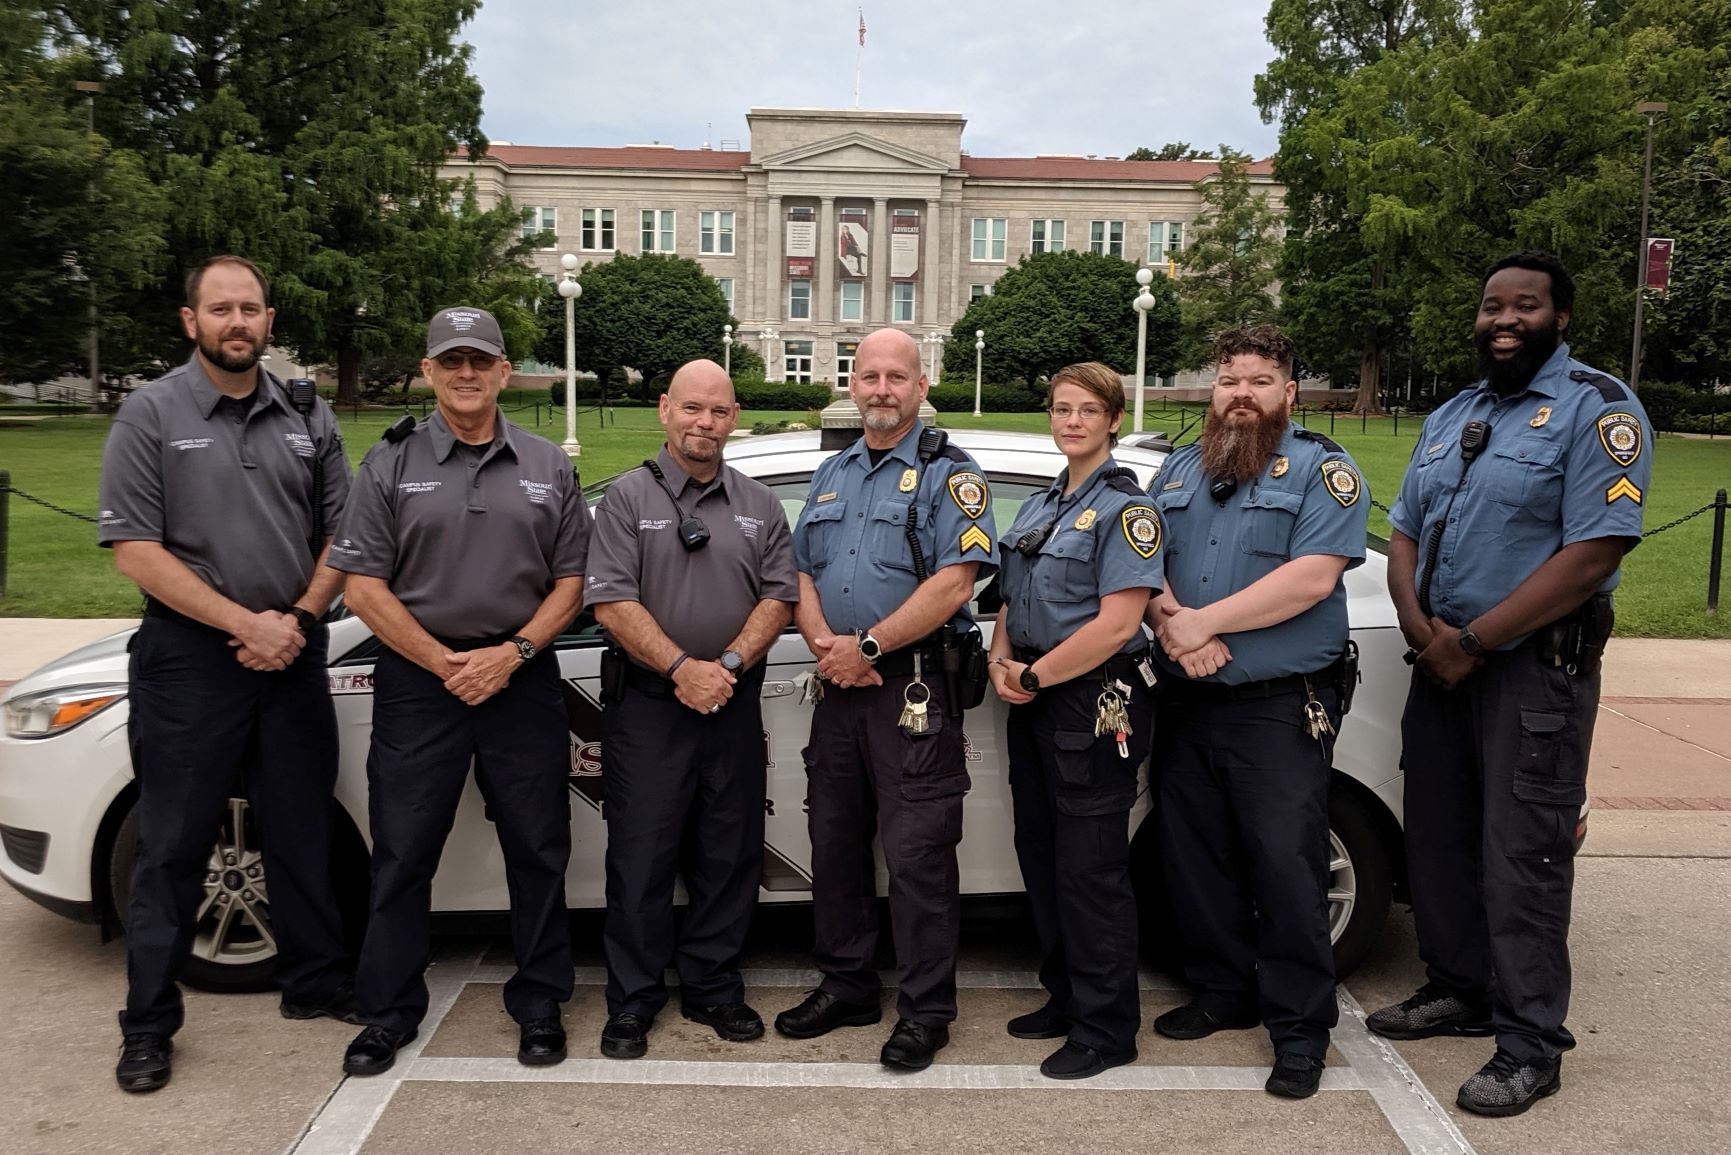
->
<box><xmin>759</xmin><ymin>327</ymin><xmax>780</xmax><ymax>382</ymax></box>
<box><xmin>932</xmin><ymin>332</ymin><xmax>945</xmax><ymax>385</ymax></box>
<box><xmin>1629</xmin><ymin>101</ymin><xmax>1667</xmax><ymax>394</ymax></box>
<box><xmin>74</xmin><ymin>80</ymin><xmax>104</xmax><ymax>401</ymax></box>
<box><xmin>1132</xmin><ymin>267</ymin><xmax>1156</xmax><ymax>433</ymax></box>
<box><xmin>722</xmin><ymin>323</ymin><xmax>733</xmax><ymax>374</ymax></box>
<box><xmin>557</xmin><ymin>253</ymin><xmax>582</xmax><ymax>457</ymax></box>
<box><xmin>973</xmin><ymin>329</ymin><xmax>985</xmax><ymax>417</ymax></box>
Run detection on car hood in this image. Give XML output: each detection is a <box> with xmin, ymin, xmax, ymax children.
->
<box><xmin>3</xmin><ymin>631</ymin><xmax>134</xmax><ymax>700</ymax></box>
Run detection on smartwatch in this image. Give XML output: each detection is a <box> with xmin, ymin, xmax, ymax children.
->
<box><xmin>1019</xmin><ymin>665</ymin><xmax>1042</xmax><ymax>694</ymax></box>
<box><xmin>719</xmin><ymin>650</ymin><xmax>744</xmax><ymax>675</ymax></box>
<box><xmin>288</xmin><ymin>607</ymin><xmax>319</xmax><ymax>636</ymax></box>
<box><xmin>510</xmin><ymin>635</ymin><xmax>537</xmax><ymax>662</ymax></box>
<box><xmin>1457</xmin><ymin>628</ymin><xmax>1485</xmax><ymax>658</ymax></box>
<box><xmin>858</xmin><ymin>633</ymin><xmax>883</xmax><ymax>664</ymax></box>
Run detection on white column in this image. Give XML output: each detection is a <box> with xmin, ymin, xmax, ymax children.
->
<box><xmin>765</xmin><ymin>195</ymin><xmax>783</xmax><ymax>323</ymax></box>
<box><xmin>818</xmin><ymin>196</ymin><xmax>836</xmax><ymax>326</ymax></box>
<box><xmin>922</xmin><ymin>198</ymin><xmax>941</xmax><ymax>326</ymax></box>
<box><xmin>870</xmin><ymin>196</ymin><xmax>890</xmax><ymax>324</ymax></box>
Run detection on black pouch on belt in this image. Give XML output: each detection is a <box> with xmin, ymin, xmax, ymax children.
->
<box><xmin>1334</xmin><ymin>639</ymin><xmax>1361</xmax><ymax>717</ymax></box>
<box><xmin>599</xmin><ymin>645</ymin><xmax>628</xmax><ymax>704</ymax></box>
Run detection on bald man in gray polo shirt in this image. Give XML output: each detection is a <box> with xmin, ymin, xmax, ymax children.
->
<box><xmin>329</xmin><ymin>307</ymin><xmax>589</xmax><ymax>1076</ymax></box>
<box><xmin>584</xmin><ymin>359</ymin><xmax>798</xmax><ymax>1059</ymax></box>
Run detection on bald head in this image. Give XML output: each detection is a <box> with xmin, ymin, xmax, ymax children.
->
<box><xmin>668</xmin><ymin>358</ymin><xmax>735</xmax><ymax>404</ymax></box>
<box><xmin>855</xmin><ymin>328</ymin><xmax>922</xmax><ymax>375</ymax></box>
<box><xmin>850</xmin><ymin>327</ymin><xmax>928</xmax><ymax>444</ymax></box>
<box><xmin>660</xmin><ymin>359</ymin><xmax>739</xmax><ymax>478</ymax></box>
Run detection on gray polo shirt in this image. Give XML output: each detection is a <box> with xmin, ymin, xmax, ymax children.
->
<box><xmin>98</xmin><ymin>356</ymin><xmax>351</xmax><ymax>612</ymax></box>
<box><xmin>328</xmin><ymin>411</ymin><xmax>590</xmax><ymax>640</ymax></box>
<box><xmin>584</xmin><ymin>446</ymin><xmax>799</xmax><ymax>661</ymax></box>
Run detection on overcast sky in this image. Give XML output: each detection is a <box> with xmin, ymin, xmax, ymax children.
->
<box><xmin>463</xmin><ymin>0</ymin><xmax>1281</xmax><ymax>159</ymax></box>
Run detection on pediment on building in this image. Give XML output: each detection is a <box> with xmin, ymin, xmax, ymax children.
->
<box><xmin>756</xmin><ymin>133</ymin><xmax>950</xmax><ymax>174</ymax></box>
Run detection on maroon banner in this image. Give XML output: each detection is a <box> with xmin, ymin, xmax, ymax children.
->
<box><xmin>786</xmin><ymin>256</ymin><xmax>814</xmax><ymax>279</ymax></box>
<box><xmin>1644</xmin><ymin>238</ymin><xmax>1674</xmax><ymax>294</ymax></box>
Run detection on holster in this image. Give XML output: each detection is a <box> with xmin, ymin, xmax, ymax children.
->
<box><xmin>939</xmin><ymin>625</ymin><xmax>988</xmax><ymax>715</ymax></box>
<box><xmin>599</xmin><ymin>645</ymin><xmax>628</xmax><ymax>704</ymax></box>
<box><xmin>1536</xmin><ymin>593</ymin><xmax>1615</xmax><ymax>676</ymax></box>
<box><xmin>1335</xmin><ymin>639</ymin><xmax>1361</xmax><ymax>717</ymax></box>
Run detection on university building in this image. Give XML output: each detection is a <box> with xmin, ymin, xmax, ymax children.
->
<box><xmin>442</xmin><ymin>107</ymin><xmax>1279</xmax><ymax>387</ymax></box>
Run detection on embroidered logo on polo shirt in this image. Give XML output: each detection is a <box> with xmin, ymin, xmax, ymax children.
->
<box><xmin>284</xmin><ymin>432</ymin><xmax>314</xmax><ymax>457</ymax></box>
<box><xmin>397</xmin><ymin>480</ymin><xmax>442</xmax><ymax>494</ymax></box>
<box><xmin>638</xmin><ymin>518</ymin><xmax>673</xmax><ymax>531</ymax></box>
<box><xmin>169</xmin><ymin>438</ymin><xmax>213</xmax><ymax>451</ymax></box>
<box><xmin>733</xmin><ymin>514</ymin><xmax>765</xmax><ymax>539</ymax></box>
<box><xmin>519</xmin><ymin>479</ymin><xmax>553</xmax><ymax>505</ymax></box>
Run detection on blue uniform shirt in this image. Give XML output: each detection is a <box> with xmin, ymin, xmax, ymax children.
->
<box><xmin>1389</xmin><ymin>343</ymin><xmax>1653</xmax><ymax>645</ymax></box>
<box><xmin>793</xmin><ymin>421</ymin><xmax>998</xmax><ymax>635</ymax></box>
<box><xmin>1151</xmin><ymin>423</ymin><xmax>1368</xmax><ymax>683</ymax></box>
<box><xmin>998</xmin><ymin>457</ymin><xmax>1163</xmax><ymax>654</ymax></box>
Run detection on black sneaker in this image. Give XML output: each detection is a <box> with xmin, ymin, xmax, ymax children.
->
<box><xmin>281</xmin><ymin>981</ymin><xmax>365</xmax><ymax>1026</ymax></box>
<box><xmin>116</xmin><ymin>1033</ymin><xmax>173</xmax><ymax>1093</ymax></box>
<box><xmin>1006</xmin><ymin>1000</ymin><xmax>1070</xmax><ymax>1040</ymax></box>
<box><xmin>1151</xmin><ymin>1003</ymin><xmax>1259</xmax><ymax>1040</ymax></box>
<box><xmin>1039</xmin><ymin>1040</ymin><xmax>1137</xmax><ymax>1080</ymax></box>
<box><xmin>600</xmin><ymin>1012</ymin><xmax>651</xmax><ymax>1060</ymax></box>
<box><xmin>681</xmin><ymin>1001</ymin><xmax>765</xmax><ymax>1042</ymax></box>
<box><xmin>1266</xmin><ymin>1051</ymin><xmax>1326</xmax><ymax>1099</ymax></box>
<box><xmin>1366</xmin><ymin>983</ymin><xmax>1494</xmax><ymax>1040</ymax></box>
<box><xmin>1457</xmin><ymin>1048</ymin><xmax>1561</xmax><ymax>1117</ymax></box>
<box><xmin>342</xmin><ymin>1025</ymin><xmax>416</xmax><ymax>1077</ymax></box>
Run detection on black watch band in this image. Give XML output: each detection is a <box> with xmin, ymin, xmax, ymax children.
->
<box><xmin>289</xmin><ymin>607</ymin><xmax>318</xmax><ymax>635</ymax></box>
<box><xmin>1458</xmin><ymin>628</ymin><xmax>1484</xmax><ymax>658</ymax></box>
<box><xmin>1019</xmin><ymin>666</ymin><xmax>1041</xmax><ymax>694</ymax></box>
<box><xmin>719</xmin><ymin>649</ymin><xmax>744</xmax><ymax>674</ymax></box>
<box><xmin>511</xmin><ymin>635</ymin><xmax>537</xmax><ymax>661</ymax></box>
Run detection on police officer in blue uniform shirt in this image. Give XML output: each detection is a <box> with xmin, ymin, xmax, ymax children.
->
<box><xmin>1146</xmin><ymin>325</ymin><xmax>1368</xmax><ymax>1100</ymax></box>
<box><xmin>776</xmin><ymin>328</ymin><xmax>997</xmax><ymax>1072</ymax></box>
<box><xmin>989</xmin><ymin>362</ymin><xmax>1161</xmax><ymax>1080</ymax></box>
<box><xmin>1368</xmin><ymin>253</ymin><xmax>1653</xmax><ymax>1118</ymax></box>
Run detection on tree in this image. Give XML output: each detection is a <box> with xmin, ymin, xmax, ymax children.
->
<box><xmin>66</xmin><ymin>0</ymin><xmax>513</xmax><ymax>403</ymax></box>
<box><xmin>1175</xmin><ymin>148</ymin><xmax>1284</xmax><ymax>367</ymax></box>
<box><xmin>532</xmin><ymin>254</ymin><xmax>737</xmax><ymax>398</ymax></box>
<box><xmin>941</xmin><ymin>251</ymin><xmax>1180</xmax><ymax>387</ymax></box>
<box><xmin>0</xmin><ymin>4</ymin><xmax>165</xmax><ymax>386</ymax></box>
<box><xmin>1125</xmin><ymin>143</ymin><xmax>1216</xmax><ymax>161</ymax></box>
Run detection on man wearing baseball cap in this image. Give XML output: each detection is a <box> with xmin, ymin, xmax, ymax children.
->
<box><xmin>329</xmin><ymin>306</ymin><xmax>591</xmax><ymax>1075</ymax></box>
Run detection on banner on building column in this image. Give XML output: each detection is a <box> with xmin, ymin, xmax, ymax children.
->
<box><xmin>890</xmin><ymin>210</ymin><xmax>921</xmax><ymax>280</ymax></box>
<box><xmin>838</xmin><ymin>208</ymin><xmax>869</xmax><ymax>280</ymax></box>
<box><xmin>785</xmin><ymin>211</ymin><xmax>817</xmax><ymax>265</ymax></box>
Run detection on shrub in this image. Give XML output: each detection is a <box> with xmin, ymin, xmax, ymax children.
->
<box><xmin>927</xmin><ymin>382</ymin><xmax>1046</xmax><ymax>413</ymax></box>
<box><xmin>731</xmin><ymin>380</ymin><xmax>835</xmax><ymax>410</ymax></box>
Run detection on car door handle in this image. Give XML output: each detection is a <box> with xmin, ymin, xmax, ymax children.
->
<box><xmin>762</xmin><ymin>680</ymin><xmax>797</xmax><ymax>698</ymax></box>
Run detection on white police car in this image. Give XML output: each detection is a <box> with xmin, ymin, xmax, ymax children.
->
<box><xmin>0</xmin><ymin>428</ymin><xmax>1411</xmax><ymax>993</ymax></box>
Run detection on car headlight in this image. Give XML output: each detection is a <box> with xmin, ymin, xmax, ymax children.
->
<box><xmin>3</xmin><ymin>685</ymin><xmax>126</xmax><ymax>739</ymax></box>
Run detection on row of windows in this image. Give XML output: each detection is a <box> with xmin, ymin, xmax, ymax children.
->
<box><xmin>522</xmin><ymin>207</ymin><xmax>737</xmax><ymax>255</ymax></box>
<box><xmin>970</xmin><ymin>217</ymin><xmax>1185</xmax><ymax>263</ymax></box>
<box><xmin>785</xmin><ymin>280</ymin><xmax>917</xmax><ymax>322</ymax></box>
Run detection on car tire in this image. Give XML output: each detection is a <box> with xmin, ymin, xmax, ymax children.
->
<box><xmin>108</xmin><ymin>797</ymin><xmax>370</xmax><ymax>994</ymax></box>
<box><xmin>1129</xmin><ymin>783</ymin><xmax>1395</xmax><ymax>980</ymax></box>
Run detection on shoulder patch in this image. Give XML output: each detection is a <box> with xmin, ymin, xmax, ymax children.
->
<box><xmin>1319</xmin><ymin>459</ymin><xmax>1361</xmax><ymax>508</ymax></box>
<box><xmin>1596</xmin><ymin>412</ymin><xmax>1642</xmax><ymax>467</ymax></box>
<box><xmin>1570</xmin><ymin>369</ymin><xmax>1629</xmax><ymax>404</ymax></box>
<box><xmin>1121</xmin><ymin>505</ymin><xmax>1162</xmax><ymax>559</ymax></box>
<box><xmin>1294</xmin><ymin>428</ymin><xmax>1345</xmax><ymax>454</ymax></box>
<box><xmin>947</xmin><ymin>471</ymin><xmax>989</xmax><ymax>519</ymax></box>
<box><xmin>1606</xmin><ymin>476</ymin><xmax>1643</xmax><ymax>505</ymax></box>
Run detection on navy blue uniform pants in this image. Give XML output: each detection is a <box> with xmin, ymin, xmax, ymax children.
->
<box><xmin>356</xmin><ymin>645</ymin><xmax>573</xmax><ymax>1034</ymax></box>
<box><xmin>1007</xmin><ymin>676</ymin><xmax>1153</xmax><ymax>1054</ymax></box>
<box><xmin>121</xmin><ymin>614</ymin><xmax>349</xmax><ymax>1036</ymax></box>
<box><xmin>1401</xmin><ymin>647</ymin><xmax>1595</xmax><ymax>1063</ymax></box>
<box><xmin>1156</xmin><ymin>685</ymin><xmax>1338</xmax><ymax>1058</ymax></box>
<box><xmin>601</xmin><ymin>664</ymin><xmax>767</xmax><ymax>1017</ymax></box>
<box><xmin>804</xmin><ymin>674</ymin><xmax>968</xmax><ymax>1026</ymax></box>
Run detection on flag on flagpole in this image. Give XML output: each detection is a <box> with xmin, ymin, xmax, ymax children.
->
<box><xmin>858</xmin><ymin>9</ymin><xmax>867</xmax><ymax>46</ymax></box>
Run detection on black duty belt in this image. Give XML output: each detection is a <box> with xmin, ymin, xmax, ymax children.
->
<box><xmin>872</xmin><ymin>644</ymin><xmax>945</xmax><ymax>678</ymax></box>
<box><xmin>1164</xmin><ymin>660</ymin><xmax>1344</xmax><ymax>701</ymax></box>
<box><xmin>1014</xmin><ymin>646</ymin><xmax>1152</xmax><ymax>686</ymax></box>
<box><xmin>142</xmin><ymin>597</ymin><xmax>230</xmax><ymax>638</ymax></box>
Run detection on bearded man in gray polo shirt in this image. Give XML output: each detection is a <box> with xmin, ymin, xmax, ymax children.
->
<box><xmin>328</xmin><ymin>306</ymin><xmax>590</xmax><ymax>1076</ymax></box>
<box><xmin>583</xmin><ymin>359</ymin><xmax>798</xmax><ymax>1060</ymax></box>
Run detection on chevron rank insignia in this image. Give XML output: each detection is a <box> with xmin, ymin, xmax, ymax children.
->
<box><xmin>1319</xmin><ymin>460</ymin><xmax>1361</xmax><ymax>507</ymax></box>
<box><xmin>1605</xmin><ymin>476</ymin><xmax>1643</xmax><ymax>505</ymax></box>
<box><xmin>1597</xmin><ymin>412</ymin><xmax>1642</xmax><ymax>467</ymax></box>
<box><xmin>1121</xmin><ymin>506</ymin><xmax>1161</xmax><ymax>559</ymax></box>
<box><xmin>947</xmin><ymin>471</ymin><xmax>988</xmax><ymax>518</ymax></box>
<box><xmin>959</xmin><ymin>525</ymin><xmax>993</xmax><ymax>555</ymax></box>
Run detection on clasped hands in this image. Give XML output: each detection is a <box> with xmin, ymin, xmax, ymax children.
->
<box><xmin>1151</xmin><ymin>603</ymin><xmax>1233</xmax><ymax>679</ymax></box>
<box><xmin>811</xmin><ymin>633</ymin><xmax>882</xmax><ymax>689</ymax></box>
<box><xmin>1404</xmin><ymin>617</ymin><xmax>1482</xmax><ymax>690</ymax></box>
<box><xmin>228</xmin><ymin>610</ymin><xmax>305</xmax><ymax>672</ymax></box>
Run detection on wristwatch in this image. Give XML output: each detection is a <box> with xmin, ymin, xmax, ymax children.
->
<box><xmin>510</xmin><ymin>635</ymin><xmax>537</xmax><ymax>662</ymax></box>
<box><xmin>1019</xmin><ymin>665</ymin><xmax>1042</xmax><ymax>694</ymax></box>
<box><xmin>719</xmin><ymin>650</ymin><xmax>744</xmax><ymax>675</ymax></box>
<box><xmin>1457</xmin><ymin>628</ymin><xmax>1485</xmax><ymax>658</ymax></box>
<box><xmin>288</xmin><ymin>607</ymin><xmax>319</xmax><ymax>635</ymax></box>
<box><xmin>858</xmin><ymin>633</ymin><xmax>883</xmax><ymax>664</ymax></box>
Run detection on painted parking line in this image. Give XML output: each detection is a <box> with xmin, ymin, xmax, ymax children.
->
<box><xmin>1334</xmin><ymin>989</ymin><xmax>1477</xmax><ymax>1155</ymax></box>
<box><xmin>464</xmin><ymin>964</ymin><xmax>1184</xmax><ymax>992</ymax></box>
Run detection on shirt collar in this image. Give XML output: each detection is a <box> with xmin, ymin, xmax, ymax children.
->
<box><xmin>428</xmin><ymin>408</ymin><xmax>516</xmax><ymax>466</ymax></box>
<box><xmin>655</xmin><ymin>445</ymin><xmax>729</xmax><ymax>501</ymax></box>
<box><xmin>182</xmin><ymin>355</ymin><xmax>284</xmax><ymax>421</ymax></box>
<box><xmin>842</xmin><ymin>419</ymin><xmax>924</xmax><ymax>472</ymax></box>
<box><xmin>1046</xmin><ymin>455</ymin><xmax>1119</xmax><ymax>500</ymax></box>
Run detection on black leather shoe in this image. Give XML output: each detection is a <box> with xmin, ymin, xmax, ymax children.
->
<box><xmin>116</xmin><ymin>1033</ymin><xmax>173</xmax><ymax>1093</ymax></box>
<box><xmin>600</xmin><ymin>1012</ymin><xmax>651</xmax><ymax>1060</ymax></box>
<box><xmin>342</xmin><ymin>1025</ymin><xmax>416</xmax><ymax>1076</ymax></box>
<box><xmin>1266</xmin><ymin>1051</ymin><xmax>1326</xmax><ymax>1099</ymax></box>
<box><xmin>1006</xmin><ymin>1000</ymin><xmax>1070</xmax><ymax>1040</ymax></box>
<box><xmin>880</xmin><ymin>1019</ymin><xmax>950</xmax><ymax>1072</ymax></box>
<box><xmin>1039</xmin><ymin>1040</ymin><xmax>1137</xmax><ymax>1080</ymax></box>
<box><xmin>681</xmin><ymin>1001</ymin><xmax>765</xmax><ymax>1042</ymax></box>
<box><xmin>1152</xmin><ymin>1003</ymin><xmax>1260</xmax><ymax>1040</ymax></box>
<box><xmin>773</xmin><ymin>990</ymin><xmax>883</xmax><ymax>1039</ymax></box>
<box><xmin>517</xmin><ymin>1016</ymin><xmax>566</xmax><ymax>1066</ymax></box>
<box><xmin>281</xmin><ymin>981</ymin><xmax>365</xmax><ymax>1026</ymax></box>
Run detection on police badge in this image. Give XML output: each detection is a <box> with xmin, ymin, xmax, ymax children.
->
<box><xmin>1121</xmin><ymin>505</ymin><xmax>1161</xmax><ymax>559</ymax></box>
<box><xmin>1596</xmin><ymin>412</ymin><xmax>1642</xmax><ymax>467</ymax></box>
<box><xmin>1074</xmin><ymin>508</ymin><xmax>1097</xmax><ymax>530</ymax></box>
<box><xmin>1271</xmin><ymin>456</ymin><xmax>1290</xmax><ymax>478</ymax></box>
<box><xmin>899</xmin><ymin>468</ymin><xmax>919</xmax><ymax>493</ymax></box>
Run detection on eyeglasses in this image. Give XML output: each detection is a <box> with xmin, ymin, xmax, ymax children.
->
<box><xmin>435</xmin><ymin>350</ymin><xmax>500</xmax><ymax>372</ymax></box>
<box><xmin>1050</xmin><ymin>404</ymin><xmax>1109</xmax><ymax>421</ymax></box>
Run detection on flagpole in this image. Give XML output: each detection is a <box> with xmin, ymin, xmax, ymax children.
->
<box><xmin>855</xmin><ymin>9</ymin><xmax>865</xmax><ymax>108</ymax></box>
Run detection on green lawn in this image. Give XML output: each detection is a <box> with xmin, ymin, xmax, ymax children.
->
<box><xmin>3</xmin><ymin>406</ymin><xmax>1727</xmax><ymax>636</ymax></box>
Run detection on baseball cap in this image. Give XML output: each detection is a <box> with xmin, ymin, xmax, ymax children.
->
<box><xmin>426</xmin><ymin>306</ymin><xmax>505</xmax><ymax>358</ymax></box>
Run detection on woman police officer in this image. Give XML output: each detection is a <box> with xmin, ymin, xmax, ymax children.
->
<box><xmin>988</xmin><ymin>361</ymin><xmax>1164</xmax><ymax>1079</ymax></box>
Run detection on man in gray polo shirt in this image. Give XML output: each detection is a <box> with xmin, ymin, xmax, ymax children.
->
<box><xmin>583</xmin><ymin>359</ymin><xmax>798</xmax><ymax>1059</ymax></box>
<box><xmin>328</xmin><ymin>306</ymin><xmax>590</xmax><ymax>1075</ymax></box>
<box><xmin>98</xmin><ymin>254</ymin><xmax>356</xmax><ymax>1094</ymax></box>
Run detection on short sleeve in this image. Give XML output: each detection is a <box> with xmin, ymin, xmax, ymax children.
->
<box><xmin>1387</xmin><ymin>419</ymin><xmax>1434</xmax><ymax>540</ymax></box>
<box><xmin>756</xmin><ymin>497</ymin><xmax>800</xmax><ymax>603</ymax></box>
<box><xmin>1094</xmin><ymin>499</ymin><xmax>1165</xmax><ymax>596</ymax></box>
<box><xmin>1559</xmin><ymin>399</ymin><xmax>1653</xmax><ymax>551</ymax></box>
<box><xmin>792</xmin><ymin>460</ymin><xmax>836</xmax><ymax>575</ymax></box>
<box><xmin>581</xmin><ymin>487</ymin><xmax>642</xmax><ymax>605</ymax></box>
<box><xmin>97</xmin><ymin>409</ymin><xmax>165</xmax><ymax>546</ymax></box>
<box><xmin>550</xmin><ymin>464</ymin><xmax>591</xmax><ymax>579</ymax></box>
<box><xmin>326</xmin><ymin>453</ymin><xmax>397</xmax><ymax>578</ymax></box>
<box><xmin>315</xmin><ymin>402</ymin><xmax>351</xmax><ymax>534</ymax></box>
<box><xmin>926</xmin><ymin>456</ymin><xmax>998</xmax><ymax>578</ymax></box>
<box><xmin>1292</xmin><ymin>453</ymin><xmax>1369</xmax><ymax>569</ymax></box>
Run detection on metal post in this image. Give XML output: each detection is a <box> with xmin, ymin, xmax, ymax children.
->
<box><xmin>76</xmin><ymin>82</ymin><xmax>103</xmax><ymax>403</ymax></box>
<box><xmin>1709</xmin><ymin>488</ymin><xmax>1726</xmax><ymax>616</ymax></box>
<box><xmin>1132</xmin><ymin>267</ymin><xmax>1154</xmax><ymax>433</ymax></box>
<box><xmin>973</xmin><ymin>330</ymin><xmax>984</xmax><ymax>417</ymax></box>
<box><xmin>0</xmin><ymin>468</ymin><xmax>9</xmax><ymax>598</ymax></box>
<box><xmin>1630</xmin><ymin>102</ymin><xmax>1667</xmax><ymax>393</ymax></box>
<box><xmin>558</xmin><ymin>253</ymin><xmax>581</xmax><ymax>457</ymax></box>
<box><xmin>722</xmin><ymin>323</ymin><xmax>732</xmax><ymax>374</ymax></box>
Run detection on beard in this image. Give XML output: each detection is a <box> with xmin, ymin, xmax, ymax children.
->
<box><xmin>860</xmin><ymin>401</ymin><xmax>908</xmax><ymax>434</ymax></box>
<box><xmin>1199</xmin><ymin>403</ymin><xmax>1289</xmax><ymax>484</ymax></box>
<box><xmin>676</xmin><ymin>431</ymin><xmax>720</xmax><ymax>462</ymax></box>
<box><xmin>1476</xmin><ymin>319</ymin><xmax>1561</xmax><ymax>396</ymax></box>
<box><xmin>197</xmin><ymin>325</ymin><xmax>265</xmax><ymax>374</ymax></box>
